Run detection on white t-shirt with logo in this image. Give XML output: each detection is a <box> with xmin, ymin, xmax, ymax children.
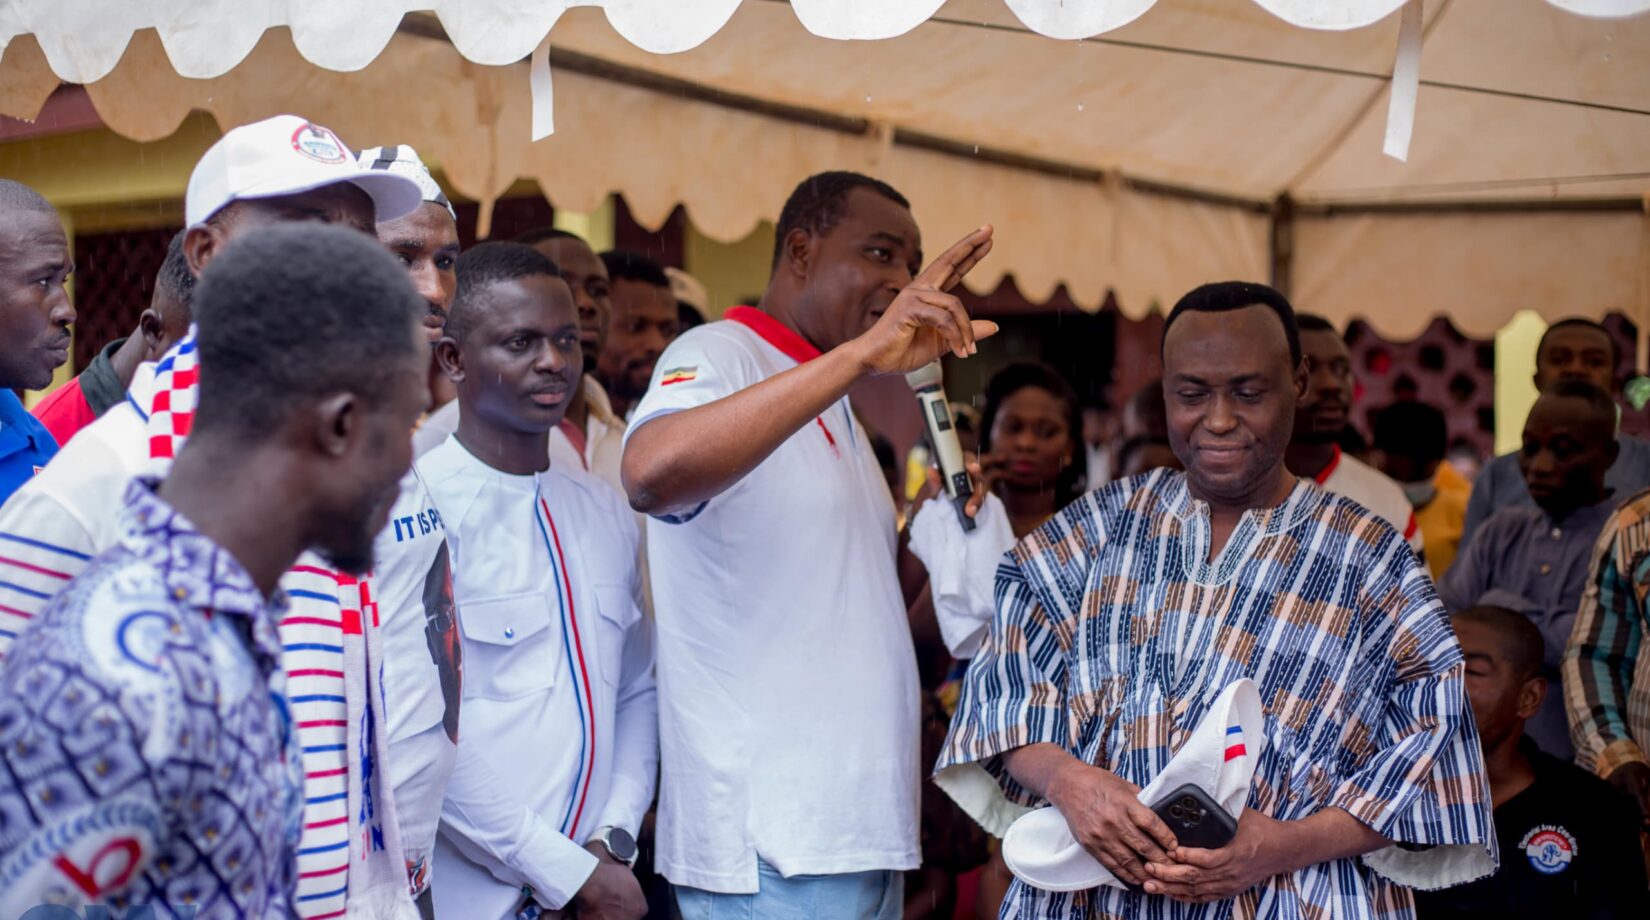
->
<box><xmin>625</xmin><ymin>308</ymin><xmax>920</xmax><ymax>894</ymax></box>
<box><xmin>374</xmin><ymin>467</ymin><xmax>461</xmax><ymax>897</ymax></box>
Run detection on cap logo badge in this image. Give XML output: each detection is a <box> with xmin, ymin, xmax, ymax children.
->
<box><xmin>291</xmin><ymin>123</ymin><xmax>347</xmax><ymax>164</ymax></box>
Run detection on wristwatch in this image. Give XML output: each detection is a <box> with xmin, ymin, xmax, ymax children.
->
<box><xmin>594</xmin><ymin>826</ymin><xmax>638</xmax><ymax>867</ymax></box>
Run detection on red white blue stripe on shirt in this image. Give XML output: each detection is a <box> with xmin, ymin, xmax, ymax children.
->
<box><xmin>535</xmin><ymin>488</ymin><xmax>598</xmax><ymax>841</ymax></box>
<box><xmin>1224</xmin><ymin>724</ymin><xmax>1246</xmax><ymax>763</ymax></box>
<box><xmin>0</xmin><ymin>531</ymin><xmax>89</xmax><ymax>652</ymax></box>
<box><xmin>283</xmin><ymin>563</ymin><xmax>357</xmax><ymax>919</ymax></box>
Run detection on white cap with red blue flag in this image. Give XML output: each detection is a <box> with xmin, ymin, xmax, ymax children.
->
<box><xmin>1002</xmin><ymin>678</ymin><xmax>1267</xmax><ymax>892</ymax></box>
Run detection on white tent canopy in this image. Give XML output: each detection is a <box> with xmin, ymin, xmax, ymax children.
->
<box><xmin>2</xmin><ymin>0</ymin><xmax>1647</xmax><ymax>342</ymax></box>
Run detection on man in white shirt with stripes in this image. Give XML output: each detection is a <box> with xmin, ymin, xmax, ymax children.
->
<box><xmin>422</xmin><ymin>241</ymin><xmax>656</xmax><ymax>920</ymax></box>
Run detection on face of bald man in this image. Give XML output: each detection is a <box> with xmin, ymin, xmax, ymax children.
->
<box><xmin>1163</xmin><ymin>305</ymin><xmax>1305</xmax><ymax>512</ymax></box>
<box><xmin>0</xmin><ymin>206</ymin><xmax>74</xmax><ymax>390</ymax></box>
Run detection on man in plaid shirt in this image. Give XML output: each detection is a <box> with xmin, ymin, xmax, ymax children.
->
<box><xmin>937</xmin><ymin>282</ymin><xmax>1496</xmax><ymax>919</ymax></box>
<box><xmin>1564</xmin><ymin>486</ymin><xmax>1650</xmax><ymax>829</ymax></box>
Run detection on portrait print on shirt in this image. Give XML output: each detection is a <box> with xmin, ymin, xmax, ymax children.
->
<box><xmin>423</xmin><ymin>540</ymin><xmax>463</xmax><ymax>743</ymax></box>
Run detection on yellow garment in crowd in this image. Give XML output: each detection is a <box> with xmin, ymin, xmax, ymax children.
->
<box><xmin>1417</xmin><ymin>461</ymin><xmax>1472</xmax><ymax>579</ymax></box>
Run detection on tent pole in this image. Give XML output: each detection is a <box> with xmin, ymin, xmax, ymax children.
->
<box><xmin>1270</xmin><ymin>194</ymin><xmax>1294</xmax><ymax>298</ymax></box>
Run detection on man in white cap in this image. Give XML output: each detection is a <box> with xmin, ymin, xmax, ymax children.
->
<box><xmin>0</xmin><ymin>114</ymin><xmax>426</xmax><ymax>920</ymax></box>
<box><xmin>358</xmin><ymin>144</ymin><xmax>464</xmax><ymax>412</ymax></box>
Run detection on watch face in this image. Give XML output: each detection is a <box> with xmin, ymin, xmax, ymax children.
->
<box><xmin>606</xmin><ymin>827</ymin><xmax>638</xmax><ymax>863</ymax></box>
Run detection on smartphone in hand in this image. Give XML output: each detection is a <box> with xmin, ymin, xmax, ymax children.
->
<box><xmin>1150</xmin><ymin>784</ymin><xmax>1238</xmax><ymax>849</ymax></box>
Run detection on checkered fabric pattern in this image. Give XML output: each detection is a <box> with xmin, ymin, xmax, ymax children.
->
<box><xmin>938</xmin><ymin>469</ymin><xmax>1496</xmax><ymax>919</ymax></box>
<box><xmin>1564</xmin><ymin>487</ymin><xmax>1650</xmax><ymax>779</ymax></box>
<box><xmin>143</xmin><ymin>332</ymin><xmax>198</xmax><ymax>462</ymax></box>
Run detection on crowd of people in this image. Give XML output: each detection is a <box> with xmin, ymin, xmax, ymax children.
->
<box><xmin>0</xmin><ymin>113</ymin><xmax>1646</xmax><ymax>920</ymax></box>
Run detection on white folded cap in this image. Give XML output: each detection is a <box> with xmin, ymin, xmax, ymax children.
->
<box><xmin>185</xmin><ymin>115</ymin><xmax>423</xmax><ymax>227</ymax></box>
<box><xmin>1003</xmin><ymin>678</ymin><xmax>1266</xmax><ymax>892</ymax></box>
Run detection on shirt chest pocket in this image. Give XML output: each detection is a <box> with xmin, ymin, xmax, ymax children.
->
<box><xmin>458</xmin><ymin>593</ymin><xmax>560</xmax><ymax>701</ymax></box>
<box><xmin>592</xmin><ymin>582</ymin><xmax>641</xmax><ymax>690</ymax></box>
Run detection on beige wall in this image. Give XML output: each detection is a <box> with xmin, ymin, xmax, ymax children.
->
<box><xmin>684</xmin><ymin>220</ymin><xmax>774</xmax><ymax>317</ymax></box>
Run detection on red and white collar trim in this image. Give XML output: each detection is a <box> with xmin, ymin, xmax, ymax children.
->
<box><xmin>725</xmin><ymin>306</ymin><xmax>823</xmax><ymax>364</ymax></box>
<box><xmin>1312</xmin><ymin>444</ymin><xmax>1343</xmax><ymax>485</ymax></box>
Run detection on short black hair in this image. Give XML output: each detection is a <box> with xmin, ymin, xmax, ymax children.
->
<box><xmin>1161</xmin><ymin>281</ymin><xmax>1301</xmax><ymax>370</ymax></box>
<box><xmin>154</xmin><ymin>230</ymin><xmax>196</xmax><ymax>322</ymax></box>
<box><xmin>1453</xmin><ymin>605</ymin><xmax>1544</xmax><ymax>681</ymax></box>
<box><xmin>772</xmin><ymin>171</ymin><xmax>910</xmax><ymax>270</ymax></box>
<box><xmin>515</xmin><ymin>226</ymin><xmax>583</xmax><ymax>247</ymax></box>
<box><xmin>0</xmin><ymin>179</ymin><xmax>53</xmax><ymax>215</ymax></box>
<box><xmin>600</xmin><ymin>250</ymin><xmax>670</xmax><ymax>289</ymax></box>
<box><xmin>1538</xmin><ymin>317</ymin><xmax>1619</xmax><ymax>369</ymax></box>
<box><xmin>1538</xmin><ymin>378</ymin><xmax>1618</xmax><ymax>420</ymax></box>
<box><xmin>1294</xmin><ymin>313</ymin><xmax>1339</xmax><ymax>336</ymax></box>
<box><xmin>1372</xmin><ymin>401</ymin><xmax>1447</xmax><ymax>463</ymax></box>
<box><xmin>191</xmin><ymin>224</ymin><xmax>423</xmax><ymax>441</ymax></box>
<box><xmin>978</xmin><ymin>362</ymin><xmax>1085</xmax><ymax>508</ymax></box>
<box><xmin>448</xmin><ymin>241</ymin><xmax>563</xmax><ymax>343</ymax></box>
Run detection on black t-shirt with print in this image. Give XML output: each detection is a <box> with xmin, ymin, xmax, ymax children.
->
<box><xmin>1415</xmin><ymin>744</ymin><xmax>1647</xmax><ymax>919</ymax></box>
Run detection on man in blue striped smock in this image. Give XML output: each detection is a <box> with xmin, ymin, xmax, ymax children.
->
<box><xmin>936</xmin><ymin>281</ymin><xmax>1496</xmax><ymax>919</ymax></box>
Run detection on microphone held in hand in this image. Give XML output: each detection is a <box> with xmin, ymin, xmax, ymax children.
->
<box><xmin>906</xmin><ymin>361</ymin><xmax>975</xmax><ymax>532</ymax></box>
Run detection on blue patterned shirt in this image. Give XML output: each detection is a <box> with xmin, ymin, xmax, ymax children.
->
<box><xmin>936</xmin><ymin>470</ymin><xmax>1496</xmax><ymax>920</ymax></box>
<box><xmin>0</xmin><ymin>478</ymin><xmax>302</xmax><ymax>919</ymax></box>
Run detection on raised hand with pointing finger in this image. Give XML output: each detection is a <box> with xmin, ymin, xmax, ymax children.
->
<box><xmin>846</xmin><ymin>225</ymin><xmax>999</xmax><ymax>376</ymax></box>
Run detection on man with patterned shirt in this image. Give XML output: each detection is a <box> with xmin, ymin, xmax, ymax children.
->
<box><xmin>0</xmin><ymin>225</ymin><xmax>429</xmax><ymax>917</ymax></box>
<box><xmin>0</xmin><ymin>114</ymin><xmax>425</xmax><ymax>919</ymax></box>
<box><xmin>1564</xmin><ymin>486</ymin><xmax>1650</xmax><ymax>833</ymax></box>
<box><xmin>937</xmin><ymin>281</ymin><xmax>1495</xmax><ymax>919</ymax></box>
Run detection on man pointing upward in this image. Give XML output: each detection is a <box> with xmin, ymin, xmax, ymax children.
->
<box><xmin>622</xmin><ymin>171</ymin><xmax>993</xmax><ymax>918</ymax></box>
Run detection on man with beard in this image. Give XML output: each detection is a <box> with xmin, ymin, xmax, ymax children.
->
<box><xmin>622</xmin><ymin>171</ymin><xmax>996</xmax><ymax>918</ymax></box>
<box><xmin>0</xmin><ymin>224</ymin><xmax>429</xmax><ymax>917</ymax></box>
<box><xmin>1285</xmin><ymin>314</ymin><xmax>1423</xmax><ymax>554</ymax></box>
<box><xmin>936</xmin><ymin>280</ymin><xmax>1493</xmax><ymax>919</ymax></box>
<box><xmin>421</xmin><ymin>242</ymin><xmax>656</xmax><ymax>920</ymax></box>
<box><xmin>597</xmin><ymin>250</ymin><xmax>680</xmax><ymax>420</ymax></box>
<box><xmin>0</xmin><ymin>180</ymin><xmax>74</xmax><ymax>503</ymax></box>
<box><xmin>358</xmin><ymin>145</ymin><xmax>463</xmax><ymax>412</ymax></box>
<box><xmin>1439</xmin><ymin>381</ymin><xmax>1622</xmax><ymax>760</ymax></box>
<box><xmin>0</xmin><ymin>115</ymin><xmax>426</xmax><ymax>919</ymax></box>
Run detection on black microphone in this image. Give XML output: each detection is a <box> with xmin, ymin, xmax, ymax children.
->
<box><xmin>905</xmin><ymin>361</ymin><xmax>975</xmax><ymax>532</ymax></box>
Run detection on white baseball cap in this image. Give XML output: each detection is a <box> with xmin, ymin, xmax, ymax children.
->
<box><xmin>185</xmin><ymin>114</ymin><xmax>423</xmax><ymax>227</ymax></box>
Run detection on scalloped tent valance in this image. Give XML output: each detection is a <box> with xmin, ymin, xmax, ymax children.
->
<box><xmin>2</xmin><ymin>1</ymin><xmax>1648</xmax><ymax>344</ymax></box>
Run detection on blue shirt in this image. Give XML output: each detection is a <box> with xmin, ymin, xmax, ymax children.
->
<box><xmin>0</xmin><ymin>389</ymin><xmax>57</xmax><ymax>506</ymax></box>
<box><xmin>1438</xmin><ymin>496</ymin><xmax>1620</xmax><ymax>761</ymax></box>
<box><xmin>1460</xmin><ymin>435</ymin><xmax>1650</xmax><ymax>551</ymax></box>
<box><xmin>0</xmin><ymin>478</ymin><xmax>302</xmax><ymax>919</ymax></box>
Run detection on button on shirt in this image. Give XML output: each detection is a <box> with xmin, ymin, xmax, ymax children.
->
<box><xmin>0</xmin><ymin>478</ymin><xmax>302</xmax><ymax>918</ymax></box>
<box><xmin>421</xmin><ymin>437</ymin><xmax>656</xmax><ymax>919</ymax></box>
<box><xmin>626</xmin><ymin>307</ymin><xmax>920</xmax><ymax>894</ymax></box>
<box><xmin>1439</xmin><ymin>496</ymin><xmax>1620</xmax><ymax>759</ymax></box>
<box><xmin>0</xmin><ymin>388</ymin><xmax>57</xmax><ymax>506</ymax></box>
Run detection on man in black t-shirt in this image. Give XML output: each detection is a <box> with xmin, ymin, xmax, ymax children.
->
<box><xmin>1417</xmin><ymin>606</ymin><xmax>1647</xmax><ymax>918</ymax></box>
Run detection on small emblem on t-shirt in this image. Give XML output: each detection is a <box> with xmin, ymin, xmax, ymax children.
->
<box><xmin>660</xmin><ymin>366</ymin><xmax>698</xmax><ymax>386</ymax></box>
<box><xmin>1520</xmin><ymin>824</ymin><xmax>1577</xmax><ymax>875</ymax></box>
